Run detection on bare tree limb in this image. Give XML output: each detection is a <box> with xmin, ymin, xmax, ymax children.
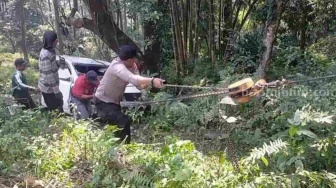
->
<box><xmin>239</xmin><ymin>0</ymin><xmax>259</xmax><ymax>31</ymax></box>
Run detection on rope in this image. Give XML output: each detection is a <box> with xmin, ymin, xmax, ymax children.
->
<box><xmin>125</xmin><ymin>74</ymin><xmax>336</xmax><ymax>107</ymax></box>
<box><xmin>159</xmin><ymin>90</ymin><xmax>228</xmax><ymax>102</ymax></box>
<box><xmin>163</xmin><ymin>84</ymin><xmax>226</xmax><ymax>90</ymax></box>
<box><xmin>125</xmin><ymin>90</ymin><xmax>229</xmax><ymax>107</ymax></box>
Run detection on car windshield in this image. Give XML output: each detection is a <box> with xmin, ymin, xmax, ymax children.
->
<box><xmin>73</xmin><ymin>64</ymin><xmax>107</xmax><ymax>76</ymax></box>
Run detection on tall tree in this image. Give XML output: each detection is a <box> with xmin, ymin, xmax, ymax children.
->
<box><xmin>19</xmin><ymin>0</ymin><xmax>29</xmax><ymax>62</ymax></box>
<box><xmin>170</xmin><ymin>0</ymin><xmax>186</xmax><ymax>75</ymax></box>
<box><xmin>208</xmin><ymin>0</ymin><xmax>216</xmax><ymax>68</ymax></box>
<box><xmin>299</xmin><ymin>0</ymin><xmax>309</xmax><ymax>51</ymax></box>
<box><xmin>64</xmin><ymin>0</ymin><xmax>151</xmax><ymax>72</ymax></box>
<box><xmin>53</xmin><ymin>0</ymin><xmax>64</xmax><ymax>53</ymax></box>
<box><xmin>258</xmin><ymin>0</ymin><xmax>287</xmax><ymax>79</ymax></box>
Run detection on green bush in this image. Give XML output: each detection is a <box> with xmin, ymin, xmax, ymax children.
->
<box><xmin>268</xmin><ymin>47</ymin><xmax>332</xmax><ymax>80</ymax></box>
<box><xmin>229</xmin><ymin>29</ymin><xmax>263</xmax><ymax>74</ymax></box>
<box><xmin>309</xmin><ymin>35</ymin><xmax>336</xmax><ymax>60</ymax></box>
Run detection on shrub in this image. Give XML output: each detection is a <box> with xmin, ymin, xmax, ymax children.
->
<box><xmin>309</xmin><ymin>35</ymin><xmax>336</xmax><ymax>60</ymax></box>
<box><xmin>268</xmin><ymin>47</ymin><xmax>332</xmax><ymax>80</ymax></box>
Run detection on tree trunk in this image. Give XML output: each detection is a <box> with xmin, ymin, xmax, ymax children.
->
<box><xmin>48</xmin><ymin>0</ymin><xmax>52</xmax><ymax>12</ymax></box>
<box><xmin>170</xmin><ymin>1</ymin><xmax>180</xmax><ymax>75</ymax></box>
<box><xmin>19</xmin><ymin>0</ymin><xmax>29</xmax><ymax>62</ymax></box>
<box><xmin>188</xmin><ymin>0</ymin><xmax>195</xmax><ymax>60</ymax></box>
<box><xmin>208</xmin><ymin>0</ymin><xmax>216</xmax><ymax>68</ymax></box>
<box><xmin>123</xmin><ymin>4</ymin><xmax>127</xmax><ymax>31</ymax></box>
<box><xmin>143</xmin><ymin>20</ymin><xmax>161</xmax><ymax>73</ymax></box>
<box><xmin>222</xmin><ymin>0</ymin><xmax>232</xmax><ymax>53</ymax></box>
<box><xmin>239</xmin><ymin>0</ymin><xmax>259</xmax><ymax>31</ymax></box>
<box><xmin>9</xmin><ymin>38</ymin><xmax>17</xmax><ymax>53</ymax></box>
<box><xmin>65</xmin><ymin>0</ymin><xmax>164</xmax><ymax>72</ymax></box>
<box><xmin>48</xmin><ymin>0</ymin><xmax>52</xmax><ymax>21</ymax></box>
<box><xmin>193</xmin><ymin>0</ymin><xmax>201</xmax><ymax>60</ymax></box>
<box><xmin>232</xmin><ymin>1</ymin><xmax>242</xmax><ymax>31</ymax></box>
<box><xmin>182</xmin><ymin>0</ymin><xmax>188</xmax><ymax>61</ymax></box>
<box><xmin>53</xmin><ymin>0</ymin><xmax>64</xmax><ymax>53</ymax></box>
<box><xmin>89</xmin><ymin>14</ymin><xmax>143</xmax><ymax>57</ymax></box>
<box><xmin>258</xmin><ymin>0</ymin><xmax>286</xmax><ymax>79</ymax></box>
<box><xmin>299</xmin><ymin>0</ymin><xmax>308</xmax><ymax>51</ymax></box>
<box><xmin>218</xmin><ymin>0</ymin><xmax>222</xmax><ymax>57</ymax></box>
<box><xmin>142</xmin><ymin>0</ymin><xmax>165</xmax><ymax>73</ymax></box>
<box><xmin>64</xmin><ymin>0</ymin><xmax>143</xmax><ymax>61</ymax></box>
<box><xmin>170</xmin><ymin>0</ymin><xmax>186</xmax><ymax>75</ymax></box>
<box><xmin>37</xmin><ymin>1</ymin><xmax>46</xmax><ymax>25</ymax></box>
<box><xmin>133</xmin><ymin>14</ymin><xmax>137</xmax><ymax>31</ymax></box>
<box><xmin>80</xmin><ymin>0</ymin><xmax>84</xmax><ymax>16</ymax></box>
<box><xmin>115</xmin><ymin>0</ymin><xmax>123</xmax><ymax>29</ymax></box>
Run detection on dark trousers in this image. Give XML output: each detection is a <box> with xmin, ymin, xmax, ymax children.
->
<box><xmin>42</xmin><ymin>92</ymin><xmax>63</xmax><ymax>113</ymax></box>
<box><xmin>94</xmin><ymin>97</ymin><xmax>131</xmax><ymax>144</ymax></box>
<box><xmin>15</xmin><ymin>96</ymin><xmax>36</xmax><ymax>110</ymax></box>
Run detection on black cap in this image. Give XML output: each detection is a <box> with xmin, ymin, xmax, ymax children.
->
<box><xmin>86</xmin><ymin>70</ymin><xmax>98</xmax><ymax>82</ymax></box>
<box><xmin>118</xmin><ymin>45</ymin><xmax>137</xmax><ymax>61</ymax></box>
<box><xmin>14</xmin><ymin>58</ymin><xmax>27</xmax><ymax>67</ymax></box>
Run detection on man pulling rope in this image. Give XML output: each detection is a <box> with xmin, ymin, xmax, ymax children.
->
<box><xmin>93</xmin><ymin>45</ymin><xmax>165</xmax><ymax>144</ymax></box>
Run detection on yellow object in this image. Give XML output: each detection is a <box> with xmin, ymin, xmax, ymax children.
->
<box><xmin>223</xmin><ymin>78</ymin><xmax>267</xmax><ymax>105</ymax></box>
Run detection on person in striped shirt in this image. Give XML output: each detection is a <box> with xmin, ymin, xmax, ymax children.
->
<box><xmin>38</xmin><ymin>30</ymin><xmax>66</xmax><ymax>113</ymax></box>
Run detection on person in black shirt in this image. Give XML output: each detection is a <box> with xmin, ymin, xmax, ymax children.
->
<box><xmin>12</xmin><ymin>58</ymin><xmax>39</xmax><ymax>110</ymax></box>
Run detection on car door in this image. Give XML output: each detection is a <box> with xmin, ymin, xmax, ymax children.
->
<box><xmin>58</xmin><ymin>63</ymin><xmax>72</xmax><ymax>114</ymax></box>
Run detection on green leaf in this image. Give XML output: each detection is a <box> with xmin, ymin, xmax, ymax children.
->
<box><xmin>219</xmin><ymin>151</ymin><xmax>225</xmax><ymax>165</ymax></box>
<box><xmin>289</xmin><ymin>126</ymin><xmax>298</xmax><ymax>137</ymax></box>
<box><xmin>292</xmin><ymin>175</ymin><xmax>300</xmax><ymax>188</ymax></box>
<box><xmin>175</xmin><ymin>169</ymin><xmax>192</xmax><ymax>181</ymax></box>
<box><xmin>287</xmin><ymin>110</ymin><xmax>301</xmax><ymax>125</ymax></box>
<box><xmin>254</xmin><ymin>128</ymin><xmax>261</xmax><ymax>139</ymax></box>
<box><xmin>279</xmin><ymin>161</ymin><xmax>286</xmax><ymax>173</ymax></box>
<box><xmin>297</xmin><ymin>130</ymin><xmax>318</xmax><ymax>139</ymax></box>
<box><xmin>295</xmin><ymin>160</ymin><xmax>304</xmax><ymax>173</ymax></box>
<box><xmin>161</xmin><ymin>145</ymin><xmax>171</xmax><ymax>155</ymax></box>
<box><xmin>294</xmin><ymin>110</ymin><xmax>301</xmax><ymax>121</ymax></box>
<box><xmin>261</xmin><ymin>156</ymin><xmax>269</xmax><ymax>166</ymax></box>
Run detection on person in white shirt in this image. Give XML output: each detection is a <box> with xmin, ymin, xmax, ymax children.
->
<box><xmin>94</xmin><ymin>45</ymin><xmax>165</xmax><ymax>144</ymax></box>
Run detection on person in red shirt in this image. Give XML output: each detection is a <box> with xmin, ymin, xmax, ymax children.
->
<box><xmin>71</xmin><ymin>70</ymin><xmax>100</xmax><ymax>119</ymax></box>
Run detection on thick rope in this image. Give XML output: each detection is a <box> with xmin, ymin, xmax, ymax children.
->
<box><xmin>124</xmin><ymin>90</ymin><xmax>229</xmax><ymax>107</ymax></box>
<box><xmin>163</xmin><ymin>84</ymin><xmax>226</xmax><ymax>90</ymax></box>
<box><xmin>124</xmin><ymin>74</ymin><xmax>336</xmax><ymax>108</ymax></box>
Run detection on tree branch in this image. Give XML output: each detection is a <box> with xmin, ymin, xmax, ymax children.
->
<box><xmin>239</xmin><ymin>0</ymin><xmax>259</xmax><ymax>31</ymax></box>
<box><xmin>82</xmin><ymin>17</ymin><xmax>95</xmax><ymax>32</ymax></box>
<box><xmin>61</xmin><ymin>0</ymin><xmax>85</xmax><ymax>29</ymax></box>
<box><xmin>232</xmin><ymin>1</ymin><xmax>243</xmax><ymax>30</ymax></box>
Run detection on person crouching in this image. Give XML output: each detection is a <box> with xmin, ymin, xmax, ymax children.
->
<box><xmin>70</xmin><ymin>70</ymin><xmax>100</xmax><ymax>119</ymax></box>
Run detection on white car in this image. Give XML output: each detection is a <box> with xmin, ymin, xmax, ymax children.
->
<box><xmin>40</xmin><ymin>55</ymin><xmax>145</xmax><ymax>118</ymax></box>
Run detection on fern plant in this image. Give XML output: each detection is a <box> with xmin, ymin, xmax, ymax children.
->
<box><xmin>241</xmin><ymin>139</ymin><xmax>288</xmax><ymax>166</ymax></box>
<box><xmin>122</xmin><ymin>170</ymin><xmax>155</xmax><ymax>188</ymax></box>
